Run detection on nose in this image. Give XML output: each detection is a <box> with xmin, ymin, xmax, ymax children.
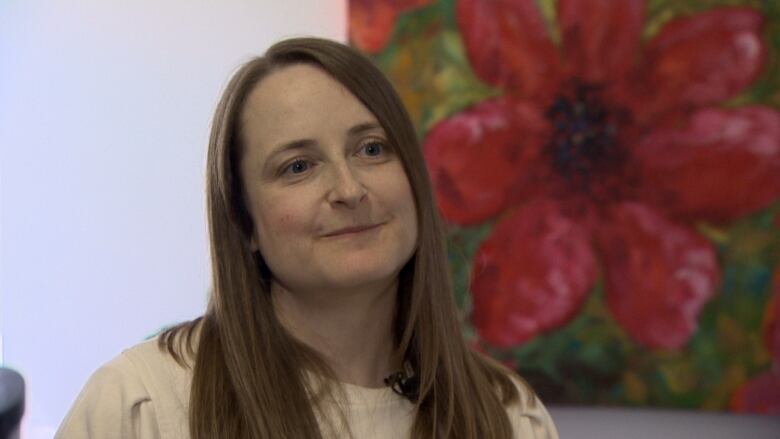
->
<box><xmin>327</xmin><ymin>163</ymin><xmax>367</xmax><ymax>209</ymax></box>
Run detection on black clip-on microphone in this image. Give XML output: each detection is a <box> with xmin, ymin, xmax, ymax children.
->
<box><xmin>383</xmin><ymin>361</ymin><xmax>419</xmax><ymax>402</ymax></box>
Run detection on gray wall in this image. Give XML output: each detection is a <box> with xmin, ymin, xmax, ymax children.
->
<box><xmin>550</xmin><ymin>406</ymin><xmax>780</xmax><ymax>438</ymax></box>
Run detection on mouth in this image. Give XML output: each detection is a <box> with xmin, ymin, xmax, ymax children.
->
<box><xmin>322</xmin><ymin>223</ymin><xmax>384</xmax><ymax>238</ymax></box>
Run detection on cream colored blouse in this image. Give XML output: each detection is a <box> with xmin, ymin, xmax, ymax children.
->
<box><xmin>56</xmin><ymin>338</ymin><xmax>558</xmax><ymax>438</ymax></box>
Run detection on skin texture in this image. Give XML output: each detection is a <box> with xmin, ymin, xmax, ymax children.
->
<box><xmin>239</xmin><ymin>64</ymin><xmax>418</xmax><ymax>387</ymax></box>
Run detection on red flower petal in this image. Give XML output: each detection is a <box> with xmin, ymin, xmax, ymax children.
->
<box><xmin>558</xmin><ymin>0</ymin><xmax>645</xmax><ymax>83</ymax></box>
<box><xmin>471</xmin><ymin>201</ymin><xmax>599</xmax><ymax>348</ymax></box>
<box><xmin>597</xmin><ymin>202</ymin><xmax>720</xmax><ymax>350</ymax></box>
<box><xmin>632</xmin><ymin>7</ymin><xmax>766</xmax><ymax>121</ymax></box>
<box><xmin>456</xmin><ymin>0</ymin><xmax>560</xmax><ymax>99</ymax></box>
<box><xmin>349</xmin><ymin>0</ymin><xmax>432</xmax><ymax>53</ymax></box>
<box><xmin>636</xmin><ymin>106</ymin><xmax>780</xmax><ymax>224</ymax></box>
<box><xmin>730</xmin><ymin>371</ymin><xmax>780</xmax><ymax>415</ymax></box>
<box><xmin>423</xmin><ymin>98</ymin><xmax>547</xmax><ymax>225</ymax></box>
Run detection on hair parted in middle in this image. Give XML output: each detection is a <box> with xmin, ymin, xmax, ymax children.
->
<box><xmin>160</xmin><ymin>37</ymin><xmax>532</xmax><ymax>439</ymax></box>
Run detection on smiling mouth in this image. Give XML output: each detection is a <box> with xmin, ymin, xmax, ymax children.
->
<box><xmin>322</xmin><ymin>223</ymin><xmax>383</xmax><ymax>238</ymax></box>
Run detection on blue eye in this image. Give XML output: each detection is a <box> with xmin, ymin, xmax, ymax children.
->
<box><xmin>362</xmin><ymin>141</ymin><xmax>385</xmax><ymax>157</ymax></box>
<box><xmin>285</xmin><ymin>159</ymin><xmax>309</xmax><ymax>174</ymax></box>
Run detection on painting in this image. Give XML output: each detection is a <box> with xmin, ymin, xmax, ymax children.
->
<box><xmin>349</xmin><ymin>0</ymin><xmax>780</xmax><ymax>413</ymax></box>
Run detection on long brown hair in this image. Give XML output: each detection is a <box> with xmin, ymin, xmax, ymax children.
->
<box><xmin>160</xmin><ymin>37</ymin><xmax>531</xmax><ymax>438</ymax></box>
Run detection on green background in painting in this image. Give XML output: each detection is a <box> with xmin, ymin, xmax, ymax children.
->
<box><xmin>363</xmin><ymin>0</ymin><xmax>780</xmax><ymax>410</ymax></box>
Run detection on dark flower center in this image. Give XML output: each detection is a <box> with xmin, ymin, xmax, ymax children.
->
<box><xmin>544</xmin><ymin>80</ymin><xmax>628</xmax><ymax>197</ymax></box>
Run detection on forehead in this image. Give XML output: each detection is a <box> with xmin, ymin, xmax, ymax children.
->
<box><xmin>241</xmin><ymin>64</ymin><xmax>378</xmax><ymax>155</ymax></box>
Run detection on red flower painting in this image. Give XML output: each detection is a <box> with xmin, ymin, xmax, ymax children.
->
<box><xmin>423</xmin><ymin>0</ymin><xmax>780</xmax><ymax>349</ymax></box>
<box><xmin>349</xmin><ymin>0</ymin><xmax>432</xmax><ymax>53</ymax></box>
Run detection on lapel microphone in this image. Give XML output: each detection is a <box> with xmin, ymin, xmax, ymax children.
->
<box><xmin>383</xmin><ymin>361</ymin><xmax>419</xmax><ymax>402</ymax></box>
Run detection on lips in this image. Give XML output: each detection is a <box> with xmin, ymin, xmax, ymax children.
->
<box><xmin>322</xmin><ymin>223</ymin><xmax>383</xmax><ymax>237</ymax></box>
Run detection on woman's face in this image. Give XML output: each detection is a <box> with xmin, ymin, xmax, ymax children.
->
<box><xmin>239</xmin><ymin>64</ymin><xmax>418</xmax><ymax>296</ymax></box>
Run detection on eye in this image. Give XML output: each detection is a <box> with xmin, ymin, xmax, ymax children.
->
<box><xmin>359</xmin><ymin>141</ymin><xmax>387</xmax><ymax>158</ymax></box>
<box><xmin>283</xmin><ymin>159</ymin><xmax>310</xmax><ymax>175</ymax></box>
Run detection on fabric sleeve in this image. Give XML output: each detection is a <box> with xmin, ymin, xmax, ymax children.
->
<box><xmin>55</xmin><ymin>355</ymin><xmax>162</xmax><ymax>439</ymax></box>
<box><xmin>509</xmin><ymin>394</ymin><xmax>559</xmax><ymax>439</ymax></box>
<box><xmin>507</xmin><ymin>377</ymin><xmax>559</xmax><ymax>439</ymax></box>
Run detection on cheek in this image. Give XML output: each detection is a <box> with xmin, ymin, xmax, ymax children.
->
<box><xmin>394</xmin><ymin>170</ymin><xmax>417</xmax><ymax>217</ymax></box>
<box><xmin>402</xmin><ymin>189</ymin><xmax>419</xmax><ymax>241</ymax></box>
<box><xmin>382</xmin><ymin>170</ymin><xmax>418</xmax><ymax>237</ymax></box>
<box><xmin>249</xmin><ymin>193</ymin><xmax>312</xmax><ymax>254</ymax></box>
<box><xmin>278</xmin><ymin>213</ymin><xmax>294</xmax><ymax>227</ymax></box>
<box><xmin>256</xmin><ymin>208</ymin><xmax>304</xmax><ymax>242</ymax></box>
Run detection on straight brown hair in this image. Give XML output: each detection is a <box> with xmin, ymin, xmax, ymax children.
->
<box><xmin>160</xmin><ymin>37</ymin><xmax>532</xmax><ymax>438</ymax></box>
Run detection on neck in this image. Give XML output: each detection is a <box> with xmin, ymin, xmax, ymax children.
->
<box><xmin>271</xmin><ymin>279</ymin><xmax>399</xmax><ymax>388</ymax></box>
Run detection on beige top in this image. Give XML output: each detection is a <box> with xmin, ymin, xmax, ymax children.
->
<box><xmin>56</xmin><ymin>338</ymin><xmax>558</xmax><ymax>438</ymax></box>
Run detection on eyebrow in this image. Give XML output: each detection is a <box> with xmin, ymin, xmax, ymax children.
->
<box><xmin>264</xmin><ymin>121</ymin><xmax>384</xmax><ymax>164</ymax></box>
<box><xmin>347</xmin><ymin>121</ymin><xmax>383</xmax><ymax>137</ymax></box>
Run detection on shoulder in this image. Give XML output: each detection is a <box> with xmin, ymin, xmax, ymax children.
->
<box><xmin>505</xmin><ymin>376</ymin><xmax>559</xmax><ymax>439</ymax></box>
<box><xmin>470</xmin><ymin>351</ymin><xmax>559</xmax><ymax>438</ymax></box>
<box><xmin>121</xmin><ymin>336</ymin><xmax>194</xmax><ymax>405</ymax></box>
<box><xmin>56</xmin><ymin>337</ymin><xmax>192</xmax><ymax>439</ymax></box>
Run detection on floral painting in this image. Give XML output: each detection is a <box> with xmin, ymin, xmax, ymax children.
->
<box><xmin>350</xmin><ymin>0</ymin><xmax>780</xmax><ymax>413</ymax></box>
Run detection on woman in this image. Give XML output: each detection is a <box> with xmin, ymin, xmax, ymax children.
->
<box><xmin>56</xmin><ymin>37</ymin><xmax>557</xmax><ymax>439</ymax></box>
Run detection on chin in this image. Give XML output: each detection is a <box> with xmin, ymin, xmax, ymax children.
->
<box><xmin>322</xmin><ymin>258</ymin><xmax>406</xmax><ymax>290</ymax></box>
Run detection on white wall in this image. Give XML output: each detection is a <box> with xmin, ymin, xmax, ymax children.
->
<box><xmin>0</xmin><ymin>1</ymin><xmax>346</xmax><ymax>437</ymax></box>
